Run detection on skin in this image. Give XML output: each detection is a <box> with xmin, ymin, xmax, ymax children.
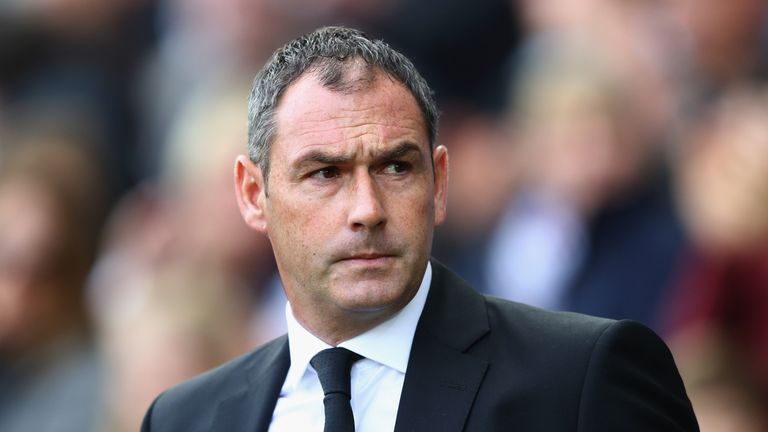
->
<box><xmin>235</xmin><ymin>70</ymin><xmax>448</xmax><ymax>345</ymax></box>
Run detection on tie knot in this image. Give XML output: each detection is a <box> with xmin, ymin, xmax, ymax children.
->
<box><xmin>310</xmin><ymin>347</ymin><xmax>362</xmax><ymax>397</ymax></box>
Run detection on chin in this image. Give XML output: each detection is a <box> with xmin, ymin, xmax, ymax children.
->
<box><xmin>334</xmin><ymin>279</ymin><xmax>413</xmax><ymax>313</ymax></box>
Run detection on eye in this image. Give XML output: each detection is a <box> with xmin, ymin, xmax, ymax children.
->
<box><xmin>383</xmin><ymin>161</ymin><xmax>411</xmax><ymax>175</ymax></box>
<box><xmin>310</xmin><ymin>167</ymin><xmax>341</xmax><ymax>180</ymax></box>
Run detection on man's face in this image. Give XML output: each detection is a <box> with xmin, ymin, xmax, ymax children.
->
<box><xmin>235</xmin><ymin>70</ymin><xmax>448</xmax><ymax>340</ymax></box>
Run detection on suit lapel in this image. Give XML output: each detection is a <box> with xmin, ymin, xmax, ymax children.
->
<box><xmin>212</xmin><ymin>336</ymin><xmax>290</xmax><ymax>432</ymax></box>
<box><xmin>394</xmin><ymin>261</ymin><xmax>490</xmax><ymax>432</ymax></box>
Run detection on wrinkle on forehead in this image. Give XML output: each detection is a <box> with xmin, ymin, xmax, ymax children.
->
<box><xmin>289</xmin><ymin>118</ymin><xmax>423</xmax><ymax>140</ymax></box>
<box><xmin>284</xmin><ymin>121</ymin><xmax>423</xmax><ymax>160</ymax></box>
<box><xmin>272</xmin><ymin>71</ymin><xmax>428</xmax><ymax>166</ymax></box>
<box><xmin>294</xmin><ymin>136</ymin><xmax>423</xmax><ymax>163</ymax></box>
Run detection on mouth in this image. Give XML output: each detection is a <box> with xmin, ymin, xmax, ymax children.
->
<box><xmin>338</xmin><ymin>252</ymin><xmax>397</xmax><ymax>264</ymax></box>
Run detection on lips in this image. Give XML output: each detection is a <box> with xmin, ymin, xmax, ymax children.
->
<box><xmin>340</xmin><ymin>252</ymin><xmax>395</xmax><ymax>261</ymax></box>
<box><xmin>330</xmin><ymin>240</ymin><xmax>401</xmax><ymax>264</ymax></box>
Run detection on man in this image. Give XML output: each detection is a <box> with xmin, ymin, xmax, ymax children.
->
<box><xmin>142</xmin><ymin>26</ymin><xmax>698</xmax><ymax>431</ymax></box>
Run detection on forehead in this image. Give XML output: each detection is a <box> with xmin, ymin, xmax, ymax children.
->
<box><xmin>272</xmin><ymin>71</ymin><xmax>428</xmax><ymax>157</ymax></box>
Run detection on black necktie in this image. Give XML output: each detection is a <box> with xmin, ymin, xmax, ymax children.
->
<box><xmin>310</xmin><ymin>347</ymin><xmax>362</xmax><ymax>432</ymax></box>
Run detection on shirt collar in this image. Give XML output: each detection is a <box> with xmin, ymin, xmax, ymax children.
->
<box><xmin>283</xmin><ymin>262</ymin><xmax>432</xmax><ymax>392</ymax></box>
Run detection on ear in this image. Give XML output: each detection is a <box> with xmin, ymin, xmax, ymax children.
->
<box><xmin>432</xmin><ymin>144</ymin><xmax>449</xmax><ymax>225</ymax></box>
<box><xmin>234</xmin><ymin>155</ymin><xmax>269</xmax><ymax>234</ymax></box>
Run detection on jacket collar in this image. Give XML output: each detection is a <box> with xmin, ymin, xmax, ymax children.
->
<box><xmin>212</xmin><ymin>335</ymin><xmax>290</xmax><ymax>432</ymax></box>
<box><xmin>395</xmin><ymin>259</ymin><xmax>491</xmax><ymax>432</ymax></box>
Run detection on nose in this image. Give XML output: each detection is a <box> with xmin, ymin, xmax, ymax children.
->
<box><xmin>347</xmin><ymin>171</ymin><xmax>386</xmax><ymax>231</ymax></box>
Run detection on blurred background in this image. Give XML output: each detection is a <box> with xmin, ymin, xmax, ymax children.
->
<box><xmin>0</xmin><ymin>0</ymin><xmax>767</xmax><ymax>430</ymax></box>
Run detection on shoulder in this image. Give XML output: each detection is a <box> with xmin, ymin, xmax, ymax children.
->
<box><xmin>485</xmin><ymin>294</ymin><xmax>616</xmax><ymax>337</ymax></box>
<box><xmin>483</xmin><ymin>295</ymin><xmax>678</xmax><ymax>378</ymax></box>
<box><xmin>480</xmin><ymin>295</ymin><xmax>628</xmax><ymax>368</ymax></box>
<box><xmin>142</xmin><ymin>335</ymin><xmax>288</xmax><ymax>431</ymax></box>
<box><xmin>481</xmin><ymin>296</ymin><xmax>698</xmax><ymax>430</ymax></box>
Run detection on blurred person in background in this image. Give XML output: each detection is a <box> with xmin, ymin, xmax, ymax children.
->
<box><xmin>0</xmin><ymin>0</ymin><xmax>156</xmax><ymax>198</ymax></box>
<box><xmin>431</xmin><ymin>108</ymin><xmax>519</xmax><ymax>289</ymax></box>
<box><xmin>153</xmin><ymin>72</ymin><xmax>279</xmax><ymax>343</ymax></box>
<box><xmin>136</xmin><ymin>0</ymin><xmax>286</xmax><ymax>176</ymax></box>
<box><xmin>0</xmin><ymin>121</ymin><xmax>106</xmax><ymax>432</ymax></box>
<box><xmin>98</xmin><ymin>270</ymin><xmax>251</xmax><ymax>432</ymax></box>
<box><xmin>519</xmin><ymin>0</ymin><xmax>689</xmax><ymax>162</ymax></box>
<box><xmin>666</xmin><ymin>87</ymin><xmax>768</xmax><ymax>432</ymax></box>
<box><xmin>486</xmin><ymin>38</ymin><xmax>687</xmax><ymax>332</ymax></box>
<box><xmin>672</xmin><ymin>0</ymin><xmax>768</xmax><ymax>103</ymax></box>
<box><xmin>89</xmin><ymin>73</ymin><xmax>280</xmax><ymax>431</ymax></box>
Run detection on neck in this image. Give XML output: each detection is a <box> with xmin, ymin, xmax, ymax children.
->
<box><xmin>291</xmin><ymin>303</ymin><xmax>399</xmax><ymax>346</ymax></box>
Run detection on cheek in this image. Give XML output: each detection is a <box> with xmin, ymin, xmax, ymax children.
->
<box><xmin>391</xmin><ymin>190</ymin><xmax>435</xmax><ymax>235</ymax></box>
<box><xmin>267</xmin><ymin>198</ymin><xmax>334</xmax><ymax>258</ymax></box>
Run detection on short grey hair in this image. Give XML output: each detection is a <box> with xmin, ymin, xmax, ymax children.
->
<box><xmin>247</xmin><ymin>26</ymin><xmax>439</xmax><ymax>181</ymax></box>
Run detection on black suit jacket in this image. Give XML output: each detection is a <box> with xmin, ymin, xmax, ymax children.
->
<box><xmin>142</xmin><ymin>261</ymin><xmax>698</xmax><ymax>431</ymax></box>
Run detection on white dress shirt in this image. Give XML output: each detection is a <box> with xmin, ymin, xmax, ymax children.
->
<box><xmin>268</xmin><ymin>263</ymin><xmax>432</xmax><ymax>432</ymax></box>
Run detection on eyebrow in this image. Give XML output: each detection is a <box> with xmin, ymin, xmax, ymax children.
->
<box><xmin>377</xmin><ymin>142</ymin><xmax>423</xmax><ymax>162</ymax></box>
<box><xmin>293</xmin><ymin>141</ymin><xmax>424</xmax><ymax>169</ymax></box>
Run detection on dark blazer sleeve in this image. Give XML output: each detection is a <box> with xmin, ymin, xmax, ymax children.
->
<box><xmin>576</xmin><ymin>320</ymin><xmax>699</xmax><ymax>431</ymax></box>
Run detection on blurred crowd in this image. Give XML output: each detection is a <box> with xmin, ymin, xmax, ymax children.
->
<box><xmin>0</xmin><ymin>0</ymin><xmax>766</xmax><ymax>431</ymax></box>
